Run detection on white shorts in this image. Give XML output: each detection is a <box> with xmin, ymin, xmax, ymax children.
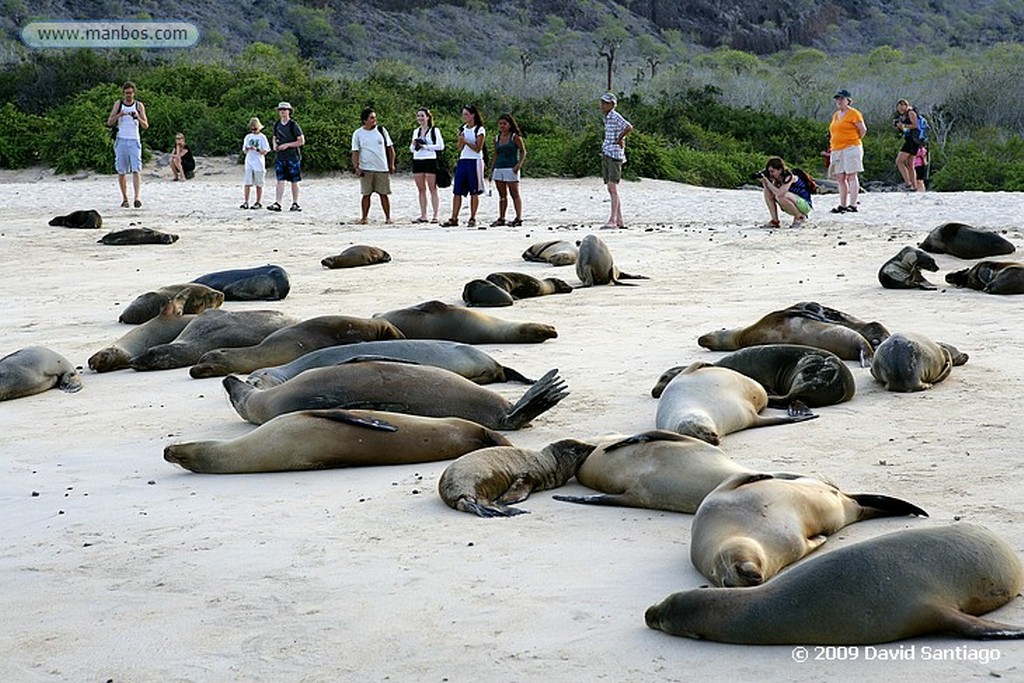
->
<box><xmin>244</xmin><ymin>167</ymin><xmax>265</xmax><ymax>186</ymax></box>
<box><xmin>829</xmin><ymin>145</ymin><xmax>864</xmax><ymax>177</ymax></box>
<box><xmin>492</xmin><ymin>167</ymin><xmax>520</xmax><ymax>183</ymax></box>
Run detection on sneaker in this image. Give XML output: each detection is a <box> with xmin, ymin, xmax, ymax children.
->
<box><xmin>267</xmin><ymin>202</ymin><xmax>282</xmax><ymax>212</ymax></box>
<box><xmin>289</xmin><ymin>202</ymin><xmax>301</xmax><ymax>212</ymax></box>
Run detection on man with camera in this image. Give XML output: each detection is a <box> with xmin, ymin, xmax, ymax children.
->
<box><xmin>107</xmin><ymin>81</ymin><xmax>149</xmax><ymax>208</ymax></box>
<box><xmin>756</xmin><ymin>157</ymin><xmax>813</xmax><ymax>228</ymax></box>
<box><xmin>351</xmin><ymin>107</ymin><xmax>396</xmax><ymax>224</ymax></box>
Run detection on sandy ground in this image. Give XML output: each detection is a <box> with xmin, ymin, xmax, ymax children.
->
<box><xmin>1</xmin><ymin>157</ymin><xmax>1023</xmax><ymax>682</ymax></box>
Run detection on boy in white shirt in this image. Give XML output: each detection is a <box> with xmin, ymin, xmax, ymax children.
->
<box><xmin>241</xmin><ymin>117</ymin><xmax>270</xmax><ymax>209</ymax></box>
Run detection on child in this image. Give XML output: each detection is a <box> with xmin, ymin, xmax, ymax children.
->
<box><xmin>913</xmin><ymin>146</ymin><xmax>929</xmax><ymax>192</ymax></box>
<box><xmin>241</xmin><ymin>117</ymin><xmax>270</xmax><ymax>209</ymax></box>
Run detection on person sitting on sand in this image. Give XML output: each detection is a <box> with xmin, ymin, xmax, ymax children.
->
<box><xmin>169</xmin><ymin>133</ymin><xmax>195</xmax><ymax>181</ymax></box>
<box><xmin>759</xmin><ymin>156</ymin><xmax>812</xmax><ymax>228</ymax></box>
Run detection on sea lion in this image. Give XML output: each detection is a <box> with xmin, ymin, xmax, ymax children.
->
<box><xmin>321</xmin><ymin>245</ymin><xmax>391</xmax><ymax>269</ymax></box>
<box><xmin>118</xmin><ymin>283</ymin><xmax>224</xmax><ymax>324</ymax></box>
<box><xmin>946</xmin><ymin>261</ymin><xmax>1024</xmax><ymax>295</ymax></box>
<box><xmin>462</xmin><ymin>279</ymin><xmax>515</xmax><ymax>307</ymax></box>
<box><xmin>164</xmin><ymin>409</ymin><xmax>511</xmax><ymax>474</ymax></box>
<box><xmin>690</xmin><ymin>472</ymin><xmax>928</xmax><ymax>587</ymax></box>
<box><xmin>553</xmin><ymin>430</ymin><xmax>752</xmax><ymax>513</ymax></box>
<box><xmin>919</xmin><ymin>222</ymin><xmax>1016</xmax><ymax>259</ymax></box>
<box><xmin>646</xmin><ymin>523</ymin><xmax>1024</xmax><ymax>644</ymax></box>
<box><xmin>224</xmin><ymin>361</ymin><xmax>568</xmax><ymax>429</ymax></box>
<box><xmin>877</xmin><ymin>246</ymin><xmax>939</xmax><ymax>290</ymax></box>
<box><xmin>786</xmin><ymin>301</ymin><xmax>890</xmax><ymax>349</ymax></box>
<box><xmin>193</xmin><ymin>264</ymin><xmax>291</xmax><ymax>301</ymax></box>
<box><xmin>246</xmin><ymin>339</ymin><xmax>534</xmax><ymax>389</ymax></box>
<box><xmin>188</xmin><ymin>315</ymin><xmax>405</xmax><ymax>378</ymax></box>
<box><xmin>575</xmin><ymin>234</ymin><xmax>647</xmax><ymax>286</ymax></box>
<box><xmin>522</xmin><ymin>240</ymin><xmax>578</xmax><ymax>266</ymax></box>
<box><xmin>870</xmin><ymin>332</ymin><xmax>969</xmax><ymax>392</ymax></box>
<box><xmin>651</xmin><ymin>345</ymin><xmax>856</xmax><ymax>409</ymax></box>
<box><xmin>655</xmin><ymin>362</ymin><xmax>817</xmax><ymax>445</ymax></box>
<box><xmin>374</xmin><ymin>300</ymin><xmax>557</xmax><ymax>344</ymax></box>
<box><xmin>48</xmin><ymin>209</ymin><xmax>102</xmax><ymax>229</ymax></box>
<box><xmin>129</xmin><ymin>309</ymin><xmax>299</xmax><ymax>371</ymax></box>
<box><xmin>485</xmin><ymin>272</ymin><xmax>573</xmax><ymax>299</ymax></box>
<box><xmin>438</xmin><ymin>439</ymin><xmax>597</xmax><ymax>516</ymax></box>
<box><xmin>98</xmin><ymin>227</ymin><xmax>179</xmax><ymax>245</ymax></box>
<box><xmin>698</xmin><ymin>308</ymin><xmax>875</xmax><ymax>366</ymax></box>
<box><xmin>0</xmin><ymin>346</ymin><xmax>82</xmax><ymax>401</ymax></box>
<box><xmin>89</xmin><ymin>288</ymin><xmax>195</xmax><ymax>372</ymax></box>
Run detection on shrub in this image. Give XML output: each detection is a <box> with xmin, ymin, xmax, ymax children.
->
<box><xmin>0</xmin><ymin>103</ymin><xmax>45</xmax><ymax>168</ymax></box>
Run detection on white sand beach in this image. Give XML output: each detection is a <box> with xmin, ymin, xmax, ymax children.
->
<box><xmin>1</xmin><ymin>158</ymin><xmax>1022</xmax><ymax>681</ymax></box>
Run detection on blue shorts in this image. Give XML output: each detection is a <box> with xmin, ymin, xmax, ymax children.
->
<box><xmin>114</xmin><ymin>137</ymin><xmax>142</xmax><ymax>174</ymax></box>
<box><xmin>275</xmin><ymin>158</ymin><xmax>302</xmax><ymax>183</ymax></box>
<box><xmin>453</xmin><ymin>158</ymin><xmax>484</xmax><ymax>196</ymax></box>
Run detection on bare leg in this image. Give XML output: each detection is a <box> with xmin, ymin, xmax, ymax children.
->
<box><xmin>469</xmin><ymin>194</ymin><xmax>479</xmax><ymax>222</ymax></box>
<box><xmin>847</xmin><ymin>173</ymin><xmax>860</xmax><ymax>207</ymax></box>
<box><xmin>290</xmin><ymin>182</ymin><xmax>300</xmax><ymax>204</ymax></box>
<box><xmin>170</xmin><ymin>157</ymin><xmax>182</xmax><ymax>180</ymax></box>
<box><xmin>132</xmin><ymin>172</ymin><xmax>141</xmax><ymax>203</ymax></box>
<box><xmin>360</xmin><ymin>195</ymin><xmax>371</xmax><ymax>222</ymax></box>
<box><xmin>836</xmin><ymin>172</ymin><xmax>849</xmax><ymax>208</ymax></box>
<box><xmin>607</xmin><ymin>181</ymin><xmax>623</xmax><ymax>227</ymax></box>
<box><xmin>450</xmin><ymin>195</ymin><xmax>463</xmax><ymax>221</ymax></box>
<box><xmin>426</xmin><ymin>174</ymin><xmax>439</xmax><ymax>220</ymax></box>
<box><xmin>244</xmin><ymin>185</ymin><xmax>251</xmax><ymax>204</ymax></box>
<box><xmin>275</xmin><ymin>181</ymin><xmax>285</xmax><ymax>204</ymax></box>
<box><xmin>495</xmin><ymin>180</ymin><xmax>509</xmax><ymax>221</ymax></box>
<box><xmin>380</xmin><ymin>194</ymin><xmax>392</xmax><ymax>222</ymax></box>
<box><xmin>118</xmin><ymin>174</ymin><xmax>128</xmax><ymax>203</ymax></box>
<box><xmin>508</xmin><ymin>182</ymin><xmax>522</xmax><ymax>221</ymax></box>
<box><xmin>414</xmin><ymin>173</ymin><xmax>427</xmax><ymax>219</ymax></box>
<box><xmin>895</xmin><ymin>151</ymin><xmax>914</xmax><ymax>187</ymax></box>
<box><xmin>255</xmin><ymin>185</ymin><xmax>263</xmax><ymax>203</ymax></box>
<box><xmin>763</xmin><ymin>186</ymin><xmax>780</xmax><ymax>223</ymax></box>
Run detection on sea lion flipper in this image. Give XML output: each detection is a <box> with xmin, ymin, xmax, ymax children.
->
<box><xmin>312</xmin><ymin>409</ymin><xmax>399</xmax><ymax>432</ymax></box>
<box><xmin>849</xmin><ymin>493</ymin><xmax>929</xmax><ymax>519</ymax></box>
<box><xmin>603</xmin><ymin>429</ymin><xmax>693</xmax><ymax>452</ymax></box>
<box><xmin>500</xmin><ymin>365</ymin><xmax>536</xmax><ymax>384</ymax></box>
<box><xmin>496</xmin><ymin>474</ymin><xmax>535</xmax><ymax>505</ymax></box>
<box><xmin>502</xmin><ymin>368</ymin><xmax>569</xmax><ymax>429</ymax></box>
<box><xmin>456</xmin><ymin>498</ymin><xmax>529</xmax><ymax>518</ymax></box>
<box><xmin>336</xmin><ymin>355</ymin><xmax>424</xmax><ymax>367</ymax></box>
<box><xmin>932</xmin><ymin>607</ymin><xmax>1024</xmax><ymax>640</ymax></box>
<box><xmin>552</xmin><ymin>493</ymin><xmax>633</xmax><ymax>507</ymax></box>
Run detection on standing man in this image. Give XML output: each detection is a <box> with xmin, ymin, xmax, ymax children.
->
<box><xmin>268</xmin><ymin>101</ymin><xmax>304</xmax><ymax>212</ymax></box>
<box><xmin>599</xmin><ymin>92</ymin><xmax>632</xmax><ymax>229</ymax></box>
<box><xmin>107</xmin><ymin>81</ymin><xmax>148</xmax><ymax>208</ymax></box>
<box><xmin>351</xmin><ymin>107</ymin><xmax>396</xmax><ymax>224</ymax></box>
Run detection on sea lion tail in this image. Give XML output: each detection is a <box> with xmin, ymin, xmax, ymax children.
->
<box><xmin>456</xmin><ymin>498</ymin><xmax>530</xmax><ymax>517</ymax></box>
<box><xmin>616</xmin><ymin>271</ymin><xmax>649</xmax><ymax>280</ymax></box>
<box><xmin>501</xmin><ymin>368</ymin><xmax>569</xmax><ymax>429</ymax></box>
<box><xmin>935</xmin><ymin>608</ymin><xmax>1024</xmax><ymax>640</ymax></box>
<box><xmin>500</xmin><ymin>365</ymin><xmax>536</xmax><ymax>384</ymax></box>
<box><xmin>552</xmin><ymin>493</ymin><xmax>631</xmax><ymax>508</ymax></box>
<box><xmin>850</xmin><ymin>493</ymin><xmax>929</xmax><ymax>519</ymax></box>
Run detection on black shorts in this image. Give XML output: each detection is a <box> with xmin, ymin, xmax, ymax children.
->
<box><xmin>412</xmin><ymin>158</ymin><xmax>437</xmax><ymax>174</ymax></box>
<box><xmin>900</xmin><ymin>137</ymin><xmax>921</xmax><ymax>155</ymax></box>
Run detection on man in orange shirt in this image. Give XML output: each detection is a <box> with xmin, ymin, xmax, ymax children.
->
<box><xmin>827</xmin><ymin>89</ymin><xmax>867</xmax><ymax>213</ymax></box>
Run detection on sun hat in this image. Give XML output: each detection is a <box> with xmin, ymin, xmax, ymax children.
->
<box><xmin>600</xmin><ymin>92</ymin><xmax>617</xmax><ymax>105</ymax></box>
<box><xmin>248</xmin><ymin>117</ymin><xmax>264</xmax><ymax>132</ymax></box>
<box><xmin>276</xmin><ymin>101</ymin><xmax>293</xmax><ymax>111</ymax></box>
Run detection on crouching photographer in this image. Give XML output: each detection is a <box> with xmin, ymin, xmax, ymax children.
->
<box><xmin>756</xmin><ymin>156</ymin><xmax>813</xmax><ymax>228</ymax></box>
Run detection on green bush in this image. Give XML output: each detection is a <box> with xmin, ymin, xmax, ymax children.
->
<box><xmin>0</xmin><ymin>102</ymin><xmax>45</xmax><ymax>168</ymax></box>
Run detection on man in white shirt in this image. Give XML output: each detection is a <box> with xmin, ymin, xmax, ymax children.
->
<box><xmin>351</xmin><ymin>108</ymin><xmax>396</xmax><ymax>224</ymax></box>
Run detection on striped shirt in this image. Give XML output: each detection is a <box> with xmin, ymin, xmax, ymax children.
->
<box><xmin>602</xmin><ymin>110</ymin><xmax>631</xmax><ymax>162</ymax></box>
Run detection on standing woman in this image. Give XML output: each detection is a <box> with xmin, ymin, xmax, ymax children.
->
<box><xmin>827</xmin><ymin>88</ymin><xmax>867</xmax><ymax>214</ymax></box>
<box><xmin>893</xmin><ymin>98</ymin><xmax>921</xmax><ymax>190</ymax></box>
<box><xmin>410</xmin><ymin>107</ymin><xmax>444</xmax><ymax>223</ymax></box>
<box><xmin>487</xmin><ymin>114</ymin><xmax>526</xmax><ymax>226</ymax></box>
<box><xmin>442</xmin><ymin>105</ymin><xmax>485</xmax><ymax>228</ymax></box>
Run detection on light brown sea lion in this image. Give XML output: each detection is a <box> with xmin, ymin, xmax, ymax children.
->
<box><xmin>164</xmin><ymin>409</ymin><xmax>511</xmax><ymax>474</ymax></box>
<box><xmin>787</xmin><ymin>301</ymin><xmax>890</xmax><ymax>349</ymax></box>
<box><xmin>321</xmin><ymin>245</ymin><xmax>391</xmax><ymax>269</ymax></box>
<box><xmin>870</xmin><ymin>332</ymin><xmax>969</xmax><ymax>392</ymax></box>
<box><xmin>646</xmin><ymin>524</ymin><xmax>1024</xmax><ymax>644</ymax></box>
<box><xmin>690</xmin><ymin>472</ymin><xmax>929</xmax><ymax>587</ymax></box>
<box><xmin>0</xmin><ymin>346</ymin><xmax>82</xmax><ymax>401</ymax></box>
<box><xmin>485</xmin><ymin>272</ymin><xmax>573</xmax><ymax>299</ymax></box>
<box><xmin>224</xmin><ymin>361</ymin><xmax>568</xmax><ymax>429</ymax></box>
<box><xmin>522</xmin><ymin>240</ymin><xmax>577</xmax><ymax>266</ymax></box>
<box><xmin>946</xmin><ymin>260</ymin><xmax>1024</xmax><ymax>294</ymax></box>
<box><xmin>652</xmin><ymin>345</ymin><xmax>856</xmax><ymax>409</ymax></box>
<box><xmin>438</xmin><ymin>439</ymin><xmax>597</xmax><ymax>516</ymax></box>
<box><xmin>462</xmin><ymin>279</ymin><xmax>515</xmax><ymax>307</ymax></box>
<box><xmin>48</xmin><ymin>209</ymin><xmax>102</xmax><ymax>229</ymax></box>
<box><xmin>118</xmin><ymin>283</ymin><xmax>224</xmax><ymax>324</ymax></box>
<box><xmin>575</xmin><ymin>234</ymin><xmax>647</xmax><ymax>286</ymax></box>
<box><xmin>878</xmin><ymin>246</ymin><xmax>939</xmax><ymax>290</ymax></box>
<box><xmin>374</xmin><ymin>300</ymin><xmax>557</xmax><ymax>344</ymax></box>
<box><xmin>919</xmin><ymin>222</ymin><xmax>1016</xmax><ymax>259</ymax></box>
<box><xmin>129</xmin><ymin>309</ymin><xmax>299</xmax><ymax>371</ymax></box>
<box><xmin>89</xmin><ymin>288</ymin><xmax>195</xmax><ymax>372</ymax></box>
<box><xmin>98</xmin><ymin>227</ymin><xmax>179</xmax><ymax>245</ymax></box>
<box><xmin>188</xmin><ymin>315</ymin><xmax>405</xmax><ymax>378</ymax></box>
<box><xmin>655</xmin><ymin>362</ymin><xmax>817</xmax><ymax>445</ymax></box>
<box><xmin>553</xmin><ymin>430</ymin><xmax>752</xmax><ymax>513</ymax></box>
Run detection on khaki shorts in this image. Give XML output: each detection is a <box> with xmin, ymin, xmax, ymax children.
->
<box><xmin>601</xmin><ymin>155</ymin><xmax>623</xmax><ymax>184</ymax></box>
<box><xmin>360</xmin><ymin>171</ymin><xmax>391</xmax><ymax>195</ymax></box>
<box><xmin>828</xmin><ymin>145</ymin><xmax>864</xmax><ymax>177</ymax></box>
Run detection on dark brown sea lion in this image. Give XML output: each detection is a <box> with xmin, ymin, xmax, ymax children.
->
<box><xmin>919</xmin><ymin>222</ymin><xmax>1016</xmax><ymax>259</ymax></box>
<box><xmin>321</xmin><ymin>245</ymin><xmax>391</xmax><ymax>269</ymax></box>
<box><xmin>98</xmin><ymin>227</ymin><xmax>179</xmax><ymax>245</ymax></box>
<box><xmin>870</xmin><ymin>332</ymin><xmax>969</xmax><ymax>392</ymax></box>
<box><xmin>374</xmin><ymin>300</ymin><xmax>557</xmax><ymax>344</ymax></box>
<box><xmin>462</xmin><ymin>279</ymin><xmax>515</xmax><ymax>307</ymax></box>
<box><xmin>48</xmin><ymin>209</ymin><xmax>102</xmax><ymax>229</ymax></box>
<box><xmin>0</xmin><ymin>346</ymin><xmax>82</xmax><ymax>401</ymax></box>
<box><xmin>485</xmin><ymin>272</ymin><xmax>573</xmax><ymax>299</ymax></box>
<box><xmin>946</xmin><ymin>261</ymin><xmax>1024</xmax><ymax>294</ymax></box>
<box><xmin>786</xmin><ymin>301</ymin><xmax>890</xmax><ymax>349</ymax></box>
<box><xmin>878</xmin><ymin>246</ymin><xmax>939</xmax><ymax>290</ymax></box>
<box><xmin>118</xmin><ymin>283</ymin><xmax>224</xmax><ymax>324</ymax></box>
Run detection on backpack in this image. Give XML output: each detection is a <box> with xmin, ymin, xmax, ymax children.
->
<box><xmin>915</xmin><ymin>111</ymin><xmax>929</xmax><ymax>143</ymax></box>
<box><xmin>792</xmin><ymin>167</ymin><xmax>818</xmax><ymax>195</ymax></box>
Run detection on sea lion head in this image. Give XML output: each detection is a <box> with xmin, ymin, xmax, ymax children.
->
<box><xmin>697</xmin><ymin>329</ymin><xmax>733</xmax><ymax>350</ymax></box>
<box><xmin>88</xmin><ymin>347</ymin><xmax>132</xmax><ymax>373</ymax></box>
<box><xmin>189</xmin><ymin>349</ymin><xmax>236</xmax><ymax>378</ymax></box>
<box><xmin>675</xmin><ymin>415</ymin><xmax>721</xmax><ymax>446</ymax></box>
<box><xmin>714</xmin><ymin>536</ymin><xmax>767</xmax><ymax>587</ymax></box>
<box><xmin>517</xmin><ymin>322</ymin><xmax>558</xmax><ymax>342</ymax></box>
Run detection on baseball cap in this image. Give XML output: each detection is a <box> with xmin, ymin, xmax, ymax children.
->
<box><xmin>277</xmin><ymin>101</ymin><xmax>293</xmax><ymax>111</ymax></box>
<box><xmin>834</xmin><ymin>89</ymin><xmax>852</xmax><ymax>99</ymax></box>
<box><xmin>600</xmin><ymin>92</ymin><xmax>617</xmax><ymax>104</ymax></box>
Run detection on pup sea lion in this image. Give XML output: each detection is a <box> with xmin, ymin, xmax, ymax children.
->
<box><xmin>462</xmin><ymin>279</ymin><xmax>515</xmax><ymax>307</ymax></box>
<box><xmin>374</xmin><ymin>300</ymin><xmax>557</xmax><ymax>344</ymax></box>
<box><xmin>946</xmin><ymin>260</ymin><xmax>1024</xmax><ymax>294</ymax></box>
<box><xmin>691</xmin><ymin>472</ymin><xmax>928</xmax><ymax>587</ymax></box>
<box><xmin>870</xmin><ymin>332</ymin><xmax>969</xmax><ymax>392</ymax></box>
<box><xmin>646</xmin><ymin>523</ymin><xmax>1024</xmax><ymax>644</ymax></box>
<box><xmin>0</xmin><ymin>347</ymin><xmax>82</xmax><ymax>401</ymax></box>
<box><xmin>651</xmin><ymin>345</ymin><xmax>856</xmax><ymax>409</ymax></box>
<box><xmin>321</xmin><ymin>245</ymin><xmax>391</xmax><ymax>269</ymax></box>
<box><xmin>246</xmin><ymin>339</ymin><xmax>534</xmax><ymax>388</ymax></box>
<box><xmin>98</xmin><ymin>227</ymin><xmax>179</xmax><ymax>245</ymax></box>
<box><xmin>919</xmin><ymin>222</ymin><xmax>1016</xmax><ymax>259</ymax></box>
<box><xmin>655</xmin><ymin>362</ymin><xmax>817</xmax><ymax>445</ymax></box>
<box><xmin>485</xmin><ymin>272</ymin><xmax>573</xmax><ymax>299</ymax></box>
<box><xmin>878</xmin><ymin>246</ymin><xmax>939</xmax><ymax>290</ymax></box>
<box><xmin>224</xmin><ymin>361</ymin><xmax>568</xmax><ymax>429</ymax></box>
<box><xmin>438</xmin><ymin>439</ymin><xmax>596</xmax><ymax>516</ymax></box>
<box><xmin>189</xmin><ymin>315</ymin><xmax>405</xmax><ymax>378</ymax></box>
<box><xmin>89</xmin><ymin>288</ymin><xmax>194</xmax><ymax>372</ymax></box>
<box><xmin>522</xmin><ymin>240</ymin><xmax>578</xmax><ymax>266</ymax></box>
<box><xmin>164</xmin><ymin>409</ymin><xmax>511</xmax><ymax>474</ymax></box>
<box><xmin>786</xmin><ymin>301</ymin><xmax>890</xmax><ymax>349</ymax></box>
<box><xmin>48</xmin><ymin>209</ymin><xmax>102</xmax><ymax>229</ymax></box>
<box><xmin>129</xmin><ymin>309</ymin><xmax>299</xmax><ymax>371</ymax></box>
<box><xmin>553</xmin><ymin>430</ymin><xmax>752</xmax><ymax>513</ymax></box>
<box><xmin>575</xmin><ymin>234</ymin><xmax>647</xmax><ymax>286</ymax></box>
<box><xmin>119</xmin><ymin>283</ymin><xmax>224</xmax><ymax>324</ymax></box>
<box><xmin>193</xmin><ymin>264</ymin><xmax>291</xmax><ymax>301</ymax></box>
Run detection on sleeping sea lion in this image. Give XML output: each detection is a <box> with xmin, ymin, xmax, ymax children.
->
<box><xmin>919</xmin><ymin>222</ymin><xmax>1015</xmax><ymax>259</ymax></box>
<box><xmin>870</xmin><ymin>332</ymin><xmax>969</xmax><ymax>392</ymax></box>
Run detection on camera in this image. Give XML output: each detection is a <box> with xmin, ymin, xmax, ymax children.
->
<box><xmin>751</xmin><ymin>170</ymin><xmax>766</xmax><ymax>180</ymax></box>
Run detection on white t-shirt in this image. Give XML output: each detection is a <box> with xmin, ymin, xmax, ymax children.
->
<box><xmin>409</xmin><ymin>126</ymin><xmax>445</xmax><ymax>160</ymax></box>
<box><xmin>243</xmin><ymin>132</ymin><xmax>270</xmax><ymax>171</ymax></box>
<box><xmin>351</xmin><ymin>126</ymin><xmax>393</xmax><ymax>172</ymax></box>
<box><xmin>459</xmin><ymin>125</ymin><xmax>485</xmax><ymax>160</ymax></box>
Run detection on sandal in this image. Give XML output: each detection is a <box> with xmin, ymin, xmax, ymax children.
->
<box><xmin>830</xmin><ymin>206</ymin><xmax>846</xmax><ymax>214</ymax></box>
<box><xmin>133</xmin><ymin>199</ymin><xmax>142</xmax><ymax>208</ymax></box>
<box><xmin>120</xmin><ymin>200</ymin><xmax>129</xmax><ymax>208</ymax></box>
<box><xmin>289</xmin><ymin>203</ymin><xmax>301</xmax><ymax>212</ymax></box>
<box><xmin>490</xmin><ymin>218</ymin><xmax>506</xmax><ymax>227</ymax></box>
<box><xmin>509</xmin><ymin>218</ymin><xmax>523</xmax><ymax>227</ymax></box>
<box><xmin>761</xmin><ymin>219</ymin><xmax>781</xmax><ymax>228</ymax></box>
<box><xmin>467</xmin><ymin>218</ymin><xmax>477</xmax><ymax>228</ymax></box>
<box><xmin>267</xmin><ymin>202</ymin><xmax>282</xmax><ymax>212</ymax></box>
<box><xmin>413</xmin><ymin>217</ymin><xmax>429</xmax><ymax>223</ymax></box>
<box><xmin>845</xmin><ymin>205</ymin><xmax>858</xmax><ymax>212</ymax></box>
<box><xmin>240</xmin><ymin>202</ymin><xmax>249</xmax><ymax>210</ymax></box>
<box><xmin>440</xmin><ymin>218</ymin><xmax>458</xmax><ymax>227</ymax></box>
<box><xmin>251</xmin><ymin>202</ymin><xmax>262</xmax><ymax>210</ymax></box>
<box><xmin>429</xmin><ymin>218</ymin><xmax>438</xmax><ymax>224</ymax></box>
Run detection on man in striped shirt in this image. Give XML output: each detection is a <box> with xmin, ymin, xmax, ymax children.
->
<box><xmin>600</xmin><ymin>92</ymin><xmax>632</xmax><ymax>229</ymax></box>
